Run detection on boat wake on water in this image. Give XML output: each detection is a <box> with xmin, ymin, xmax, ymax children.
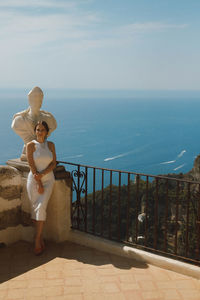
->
<box><xmin>160</xmin><ymin>160</ymin><xmax>176</xmax><ymax>165</ymax></box>
<box><xmin>160</xmin><ymin>150</ymin><xmax>187</xmax><ymax>172</ymax></box>
<box><xmin>104</xmin><ymin>152</ymin><xmax>130</xmax><ymax>162</ymax></box>
<box><xmin>173</xmin><ymin>164</ymin><xmax>186</xmax><ymax>171</ymax></box>
<box><xmin>178</xmin><ymin>150</ymin><xmax>186</xmax><ymax>158</ymax></box>
<box><xmin>160</xmin><ymin>150</ymin><xmax>186</xmax><ymax>165</ymax></box>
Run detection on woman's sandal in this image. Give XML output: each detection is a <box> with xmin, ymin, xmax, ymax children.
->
<box><xmin>34</xmin><ymin>238</ymin><xmax>45</xmax><ymax>256</ymax></box>
<box><xmin>34</xmin><ymin>246</ymin><xmax>43</xmax><ymax>256</ymax></box>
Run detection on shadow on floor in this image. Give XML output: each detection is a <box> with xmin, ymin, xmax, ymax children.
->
<box><xmin>0</xmin><ymin>240</ymin><xmax>148</xmax><ymax>284</ymax></box>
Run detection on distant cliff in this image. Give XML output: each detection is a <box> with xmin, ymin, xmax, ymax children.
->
<box><xmin>186</xmin><ymin>155</ymin><xmax>200</xmax><ymax>182</ymax></box>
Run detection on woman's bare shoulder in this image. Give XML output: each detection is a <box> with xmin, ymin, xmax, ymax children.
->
<box><xmin>47</xmin><ymin>141</ymin><xmax>55</xmax><ymax>150</ymax></box>
<box><xmin>26</xmin><ymin>141</ymin><xmax>35</xmax><ymax>151</ymax></box>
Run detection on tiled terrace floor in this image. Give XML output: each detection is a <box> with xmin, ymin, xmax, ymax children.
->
<box><xmin>0</xmin><ymin>240</ymin><xmax>200</xmax><ymax>300</ymax></box>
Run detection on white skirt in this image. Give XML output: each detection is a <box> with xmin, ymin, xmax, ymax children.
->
<box><xmin>27</xmin><ymin>171</ymin><xmax>55</xmax><ymax>221</ymax></box>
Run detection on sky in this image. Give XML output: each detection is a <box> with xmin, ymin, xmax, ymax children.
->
<box><xmin>0</xmin><ymin>0</ymin><xmax>200</xmax><ymax>90</ymax></box>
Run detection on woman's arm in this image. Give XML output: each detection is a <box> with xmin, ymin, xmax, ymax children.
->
<box><xmin>26</xmin><ymin>142</ymin><xmax>44</xmax><ymax>194</ymax></box>
<box><xmin>36</xmin><ymin>142</ymin><xmax>57</xmax><ymax>179</ymax></box>
<box><xmin>26</xmin><ymin>142</ymin><xmax>37</xmax><ymax>175</ymax></box>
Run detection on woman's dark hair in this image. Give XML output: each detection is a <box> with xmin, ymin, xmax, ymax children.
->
<box><xmin>34</xmin><ymin>121</ymin><xmax>49</xmax><ymax>133</ymax></box>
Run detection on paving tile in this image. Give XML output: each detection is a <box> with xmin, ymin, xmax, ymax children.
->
<box><xmin>27</xmin><ymin>270</ymin><xmax>46</xmax><ymax>279</ymax></box>
<box><xmin>62</xmin><ymin>268</ymin><xmax>82</xmax><ymax>276</ymax></box>
<box><xmin>192</xmin><ymin>278</ymin><xmax>200</xmax><ymax>290</ymax></box>
<box><xmin>160</xmin><ymin>289</ymin><xmax>182</xmax><ymax>300</ymax></box>
<box><xmin>100</xmin><ymin>282</ymin><xmax>121</xmax><ymax>293</ymax></box>
<box><xmin>99</xmin><ymin>275</ymin><xmax>120</xmax><ymax>283</ymax></box>
<box><xmin>24</xmin><ymin>287</ymin><xmax>44</xmax><ymax>298</ymax></box>
<box><xmin>123</xmin><ymin>290</ymin><xmax>144</xmax><ymax>300</ymax></box>
<box><xmin>80</xmin><ymin>269</ymin><xmax>98</xmax><ymax>279</ymax></box>
<box><xmin>10</xmin><ymin>274</ymin><xmax>27</xmax><ymax>281</ymax></box>
<box><xmin>50</xmin><ymin>295</ymin><xmax>83</xmax><ymax>300</ymax></box>
<box><xmin>134</xmin><ymin>273</ymin><xmax>154</xmax><ymax>282</ymax></box>
<box><xmin>119</xmin><ymin>274</ymin><xmax>135</xmax><ymax>283</ymax></box>
<box><xmin>173</xmin><ymin>279</ymin><xmax>197</xmax><ymax>289</ymax></box>
<box><xmin>142</xmin><ymin>290</ymin><xmax>163</xmax><ymax>299</ymax></box>
<box><xmin>103</xmin><ymin>293</ymin><xmax>126</xmax><ymax>300</ymax></box>
<box><xmin>0</xmin><ymin>289</ymin><xmax>7</xmax><ymax>299</ymax></box>
<box><xmin>64</xmin><ymin>277</ymin><xmax>82</xmax><ymax>286</ymax></box>
<box><xmin>27</xmin><ymin>278</ymin><xmax>45</xmax><ymax>288</ymax></box>
<box><xmin>7</xmin><ymin>288</ymin><xmax>25</xmax><ymax>299</ymax></box>
<box><xmin>97</xmin><ymin>267</ymin><xmax>116</xmax><ymax>276</ymax></box>
<box><xmin>8</xmin><ymin>279</ymin><xmax>28</xmax><ymax>289</ymax></box>
<box><xmin>166</xmin><ymin>270</ymin><xmax>193</xmax><ymax>280</ymax></box>
<box><xmin>155</xmin><ymin>280</ymin><xmax>179</xmax><ymax>289</ymax></box>
<box><xmin>0</xmin><ymin>282</ymin><xmax>9</xmax><ymax>290</ymax></box>
<box><xmin>149</xmin><ymin>270</ymin><xmax>171</xmax><ymax>281</ymax></box>
<box><xmin>44</xmin><ymin>278</ymin><xmax>64</xmax><ymax>287</ymax></box>
<box><xmin>44</xmin><ymin>263</ymin><xmax>63</xmax><ymax>272</ymax></box>
<box><xmin>83</xmin><ymin>293</ymin><xmax>105</xmax><ymax>300</ymax></box>
<box><xmin>138</xmin><ymin>280</ymin><xmax>157</xmax><ymax>291</ymax></box>
<box><xmin>119</xmin><ymin>282</ymin><xmax>140</xmax><ymax>291</ymax></box>
<box><xmin>64</xmin><ymin>286</ymin><xmax>84</xmax><ymax>294</ymax></box>
<box><xmin>64</xmin><ymin>262</ymin><xmax>83</xmax><ymax>269</ymax></box>
<box><xmin>43</xmin><ymin>286</ymin><xmax>64</xmax><ymax>297</ymax></box>
<box><xmin>179</xmin><ymin>289</ymin><xmax>200</xmax><ymax>299</ymax></box>
<box><xmin>82</xmin><ymin>280</ymin><xmax>101</xmax><ymax>293</ymax></box>
<box><xmin>25</xmin><ymin>297</ymin><xmax>45</xmax><ymax>300</ymax></box>
<box><xmin>46</xmin><ymin>270</ymin><xmax>63</xmax><ymax>279</ymax></box>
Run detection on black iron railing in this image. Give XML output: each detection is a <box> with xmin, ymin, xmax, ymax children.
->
<box><xmin>58</xmin><ymin>160</ymin><xmax>200</xmax><ymax>266</ymax></box>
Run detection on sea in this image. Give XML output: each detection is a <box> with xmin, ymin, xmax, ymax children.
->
<box><xmin>1</xmin><ymin>88</ymin><xmax>200</xmax><ymax>180</ymax></box>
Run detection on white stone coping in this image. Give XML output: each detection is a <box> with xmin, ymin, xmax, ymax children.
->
<box><xmin>68</xmin><ymin>229</ymin><xmax>200</xmax><ymax>280</ymax></box>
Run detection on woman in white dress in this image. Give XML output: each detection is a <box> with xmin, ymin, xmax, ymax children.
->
<box><xmin>26</xmin><ymin>121</ymin><xmax>56</xmax><ymax>255</ymax></box>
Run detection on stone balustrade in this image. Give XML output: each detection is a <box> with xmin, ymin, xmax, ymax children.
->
<box><xmin>0</xmin><ymin>159</ymin><xmax>72</xmax><ymax>246</ymax></box>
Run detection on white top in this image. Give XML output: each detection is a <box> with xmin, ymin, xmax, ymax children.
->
<box><xmin>32</xmin><ymin>140</ymin><xmax>54</xmax><ymax>177</ymax></box>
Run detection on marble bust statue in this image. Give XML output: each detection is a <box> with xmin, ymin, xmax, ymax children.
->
<box><xmin>11</xmin><ymin>86</ymin><xmax>57</xmax><ymax>160</ymax></box>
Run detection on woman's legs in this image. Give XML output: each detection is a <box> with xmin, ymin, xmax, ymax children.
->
<box><xmin>35</xmin><ymin>221</ymin><xmax>44</xmax><ymax>250</ymax></box>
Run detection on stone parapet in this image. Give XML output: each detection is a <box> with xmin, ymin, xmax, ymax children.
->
<box><xmin>0</xmin><ymin>160</ymin><xmax>72</xmax><ymax>245</ymax></box>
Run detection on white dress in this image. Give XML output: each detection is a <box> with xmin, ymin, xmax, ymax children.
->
<box><xmin>27</xmin><ymin>140</ymin><xmax>55</xmax><ymax>221</ymax></box>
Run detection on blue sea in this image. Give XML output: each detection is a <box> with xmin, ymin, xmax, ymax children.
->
<box><xmin>1</xmin><ymin>89</ymin><xmax>200</xmax><ymax>177</ymax></box>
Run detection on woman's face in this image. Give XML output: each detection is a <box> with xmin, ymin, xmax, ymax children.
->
<box><xmin>35</xmin><ymin>123</ymin><xmax>47</xmax><ymax>140</ymax></box>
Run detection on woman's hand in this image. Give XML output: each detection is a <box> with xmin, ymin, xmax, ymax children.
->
<box><xmin>37</xmin><ymin>181</ymin><xmax>44</xmax><ymax>194</ymax></box>
<box><xmin>34</xmin><ymin>173</ymin><xmax>43</xmax><ymax>181</ymax></box>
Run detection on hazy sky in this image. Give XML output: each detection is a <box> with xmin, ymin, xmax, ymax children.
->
<box><xmin>0</xmin><ymin>0</ymin><xmax>200</xmax><ymax>90</ymax></box>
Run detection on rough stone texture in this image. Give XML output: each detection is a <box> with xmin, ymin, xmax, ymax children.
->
<box><xmin>6</xmin><ymin>158</ymin><xmax>30</xmax><ymax>174</ymax></box>
<box><xmin>20</xmin><ymin>176</ymin><xmax>31</xmax><ymax>216</ymax></box>
<box><xmin>0</xmin><ymin>185</ymin><xmax>22</xmax><ymax>200</ymax></box>
<box><xmin>0</xmin><ymin>206</ymin><xmax>21</xmax><ymax>230</ymax></box>
<box><xmin>188</xmin><ymin>155</ymin><xmax>200</xmax><ymax>181</ymax></box>
<box><xmin>0</xmin><ymin>165</ymin><xmax>20</xmax><ymax>181</ymax></box>
<box><xmin>20</xmin><ymin>210</ymin><xmax>32</xmax><ymax>226</ymax></box>
<box><xmin>54</xmin><ymin>166</ymin><xmax>71</xmax><ymax>183</ymax></box>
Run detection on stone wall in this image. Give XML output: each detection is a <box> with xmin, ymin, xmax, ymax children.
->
<box><xmin>0</xmin><ymin>160</ymin><xmax>72</xmax><ymax>245</ymax></box>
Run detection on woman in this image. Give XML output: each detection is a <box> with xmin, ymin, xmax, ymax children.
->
<box><xmin>26</xmin><ymin>121</ymin><xmax>56</xmax><ymax>255</ymax></box>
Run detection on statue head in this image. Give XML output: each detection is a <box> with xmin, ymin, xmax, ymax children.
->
<box><xmin>28</xmin><ymin>86</ymin><xmax>43</xmax><ymax>113</ymax></box>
